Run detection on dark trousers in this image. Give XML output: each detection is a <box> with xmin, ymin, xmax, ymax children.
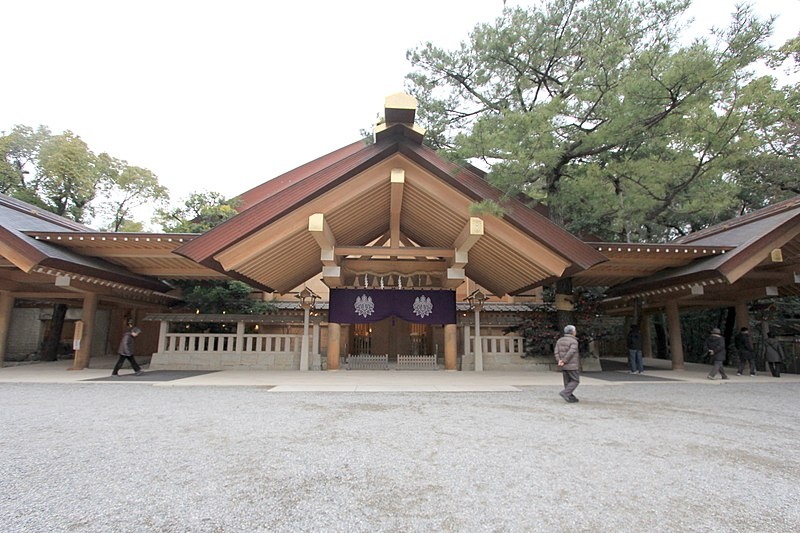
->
<box><xmin>113</xmin><ymin>355</ymin><xmax>141</xmax><ymax>374</ymax></box>
<box><xmin>738</xmin><ymin>355</ymin><xmax>756</xmax><ymax>375</ymax></box>
<box><xmin>708</xmin><ymin>360</ymin><xmax>728</xmax><ymax>379</ymax></box>
<box><xmin>561</xmin><ymin>370</ymin><xmax>580</xmax><ymax>396</ymax></box>
<box><xmin>768</xmin><ymin>361</ymin><xmax>782</xmax><ymax>377</ymax></box>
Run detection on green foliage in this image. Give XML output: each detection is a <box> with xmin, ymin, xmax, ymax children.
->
<box><xmin>1</xmin><ymin>124</ymin><xmax>167</xmax><ymax>228</ymax></box>
<box><xmin>406</xmin><ymin>0</ymin><xmax>794</xmax><ymax>241</ymax></box>
<box><xmin>155</xmin><ymin>191</ymin><xmax>240</xmax><ymax>233</ymax></box>
<box><xmin>0</xmin><ymin>125</ymin><xmax>45</xmax><ymax>197</ymax></box>
<box><xmin>504</xmin><ymin>312</ymin><xmax>559</xmax><ymax>358</ymax></box>
<box><xmin>175</xmin><ymin>280</ymin><xmax>276</xmax><ymax>315</ymax></box>
<box><xmin>35</xmin><ymin>131</ymin><xmax>98</xmax><ymax>221</ymax></box>
<box><xmin>469</xmin><ymin>199</ymin><xmax>505</xmax><ymax>218</ymax></box>
<box><xmin>96</xmin><ymin>153</ymin><xmax>169</xmax><ymax>232</ymax></box>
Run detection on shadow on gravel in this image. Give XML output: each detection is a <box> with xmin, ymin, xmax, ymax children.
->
<box><xmin>588</xmin><ymin>359</ymin><xmax>680</xmax><ymax>382</ymax></box>
<box><xmin>83</xmin><ymin>370</ymin><xmax>219</xmax><ymax>382</ymax></box>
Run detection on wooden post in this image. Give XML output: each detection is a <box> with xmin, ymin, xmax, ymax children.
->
<box><xmin>157</xmin><ymin>320</ymin><xmax>168</xmax><ymax>353</ymax></box>
<box><xmin>312</xmin><ymin>321</ymin><xmax>320</xmax><ymax>368</ymax></box>
<box><xmin>0</xmin><ymin>291</ymin><xmax>15</xmax><ymax>367</ymax></box>
<box><xmin>641</xmin><ymin>313</ymin><xmax>653</xmax><ymax>359</ymax></box>
<box><xmin>665</xmin><ymin>300</ymin><xmax>684</xmax><ymax>370</ymax></box>
<box><xmin>444</xmin><ymin>323</ymin><xmax>457</xmax><ymax>370</ymax></box>
<box><xmin>72</xmin><ymin>292</ymin><xmax>98</xmax><ymax>370</ymax></box>
<box><xmin>633</xmin><ymin>298</ymin><xmax>642</xmax><ymax>327</ymax></box>
<box><xmin>235</xmin><ymin>320</ymin><xmax>245</xmax><ymax>352</ymax></box>
<box><xmin>735</xmin><ymin>300</ymin><xmax>749</xmax><ymax>330</ymax></box>
<box><xmin>300</xmin><ymin>306</ymin><xmax>310</xmax><ymax>371</ymax></box>
<box><xmin>474</xmin><ymin>308</ymin><xmax>483</xmax><ymax>372</ymax></box>
<box><xmin>327</xmin><ymin>323</ymin><xmax>341</xmax><ymax>370</ymax></box>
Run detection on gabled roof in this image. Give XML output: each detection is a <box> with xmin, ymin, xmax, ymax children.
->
<box><xmin>607</xmin><ymin>196</ymin><xmax>800</xmax><ymax>300</ymax></box>
<box><xmin>175</xmin><ymin>107</ymin><xmax>607</xmax><ymax>296</ymax></box>
<box><xmin>0</xmin><ymin>193</ymin><xmax>173</xmax><ymax>293</ymax></box>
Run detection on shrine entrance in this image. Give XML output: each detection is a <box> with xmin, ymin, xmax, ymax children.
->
<box><xmin>347</xmin><ymin>318</ymin><xmax>442</xmax><ymax>370</ymax></box>
<box><xmin>351</xmin><ymin>318</ymin><xmax>436</xmax><ymax>356</ymax></box>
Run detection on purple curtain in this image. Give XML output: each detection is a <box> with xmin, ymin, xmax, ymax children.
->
<box><xmin>328</xmin><ymin>289</ymin><xmax>456</xmax><ymax>324</ymax></box>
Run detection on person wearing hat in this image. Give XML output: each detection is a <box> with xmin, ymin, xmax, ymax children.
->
<box><xmin>704</xmin><ymin>327</ymin><xmax>728</xmax><ymax>380</ymax></box>
<box><xmin>112</xmin><ymin>326</ymin><xmax>144</xmax><ymax>376</ymax></box>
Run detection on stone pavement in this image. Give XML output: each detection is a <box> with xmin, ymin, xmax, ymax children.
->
<box><xmin>2</xmin><ymin>357</ymin><xmax>799</xmax><ymax>532</ymax></box>
<box><xmin>1</xmin><ymin>356</ymin><xmax>797</xmax><ymax>391</ymax></box>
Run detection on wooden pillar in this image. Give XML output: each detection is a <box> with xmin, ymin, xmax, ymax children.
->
<box><xmin>444</xmin><ymin>323</ymin><xmax>457</xmax><ymax>370</ymax></box>
<box><xmin>299</xmin><ymin>306</ymin><xmax>311</xmax><ymax>371</ymax></box>
<box><xmin>0</xmin><ymin>291</ymin><xmax>15</xmax><ymax>367</ymax></box>
<box><xmin>641</xmin><ymin>313</ymin><xmax>653</xmax><ymax>359</ymax></box>
<box><xmin>665</xmin><ymin>300</ymin><xmax>684</xmax><ymax>370</ymax></box>
<box><xmin>312</xmin><ymin>322</ymin><xmax>320</xmax><ymax>358</ymax></box>
<box><xmin>327</xmin><ymin>323</ymin><xmax>341</xmax><ymax>370</ymax></box>
<box><xmin>633</xmin><ymin>298</ymin><xmax>643</xmax><ymax>328</ymax></box>
<box><xmin>735</xmin><ymin>300</ymin><xmax>750</xmax><ymax>330</ymax></box>
<box><xmin>235</xmin><ymin>321</ymin><xmax>245</xmax><ymax>352</ymax></box>
<box><xmin>72</xmin><ymin>292</ymin><xmax>98</xmax><ymax>370</ymax></box>
<box><xmin>474</xmin><ymin>308</ymin><xmax>483</xmax><ymax>372</ymax></box>
<box><xmin>157</xmin><ymin>320</ymin><xmax>168</xmax><ymax>353</ymax></box>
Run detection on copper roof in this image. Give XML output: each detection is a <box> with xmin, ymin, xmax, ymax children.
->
<box><xmin>175</xmin><ymin>126</ymin><xmax>607</xmax><ymax>296</ymax></box>
<box><xmin>607</xmin><ymin>197</ymin><xmax>800</xmax><ymax>300</ymax></box>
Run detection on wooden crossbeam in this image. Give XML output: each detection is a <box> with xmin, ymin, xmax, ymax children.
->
<box><xmin>450</xmin><ymin>217</ymin><xmax>484</xmax><ymax>268</ymax></box>
<box><xmin>341</xmin><ymin>259</ymin><xmax>446</xmax><ymax>276</ymax></box>
<box><xmin>308</xmin><ymin>213</ymin><xmax>338</xmax><ymax>266</ymax></box>
<box><xmin>390</xmin><ymin>169</ymin><xmax>405</xmax><ymax>249</ymax></box>
<box><xmin>335</xmin><ymin>246</ymin><xmax>454</xmax><ymax>258</ymax></box>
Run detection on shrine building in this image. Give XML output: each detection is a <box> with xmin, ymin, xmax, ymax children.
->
<box><xmin>1</xmin><ymin>93</ymin><xmax>799</xmax><ymax>372</ymax></box>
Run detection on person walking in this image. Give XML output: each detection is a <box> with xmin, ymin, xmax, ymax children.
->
<box><xmin>764</xmin><ymin>331</ymin><xmax>785</xmax><ymax>378</ymax></box>
<box><xmin>627</xmin><ymin>324</ymin><xmax>644</xmax><ymax>374</ymax></box>
<box><xmin>735</xmin><ymin>326</ymin><xmax>756</xmax><ymax>376</ymax></box>
<box><xmin>555</xmin><ymin>324</ymin><xmax>581</xmax><ymax>403</ymax></box>
<box><xmin>705</xmin><ymin>327</ymin><xmax>729</xmax><ymax>380</ymax></box>
<box><xmin>112</xmin><ymin>327</ymin><xmax>144</xmax><ymax>376</ymax></box>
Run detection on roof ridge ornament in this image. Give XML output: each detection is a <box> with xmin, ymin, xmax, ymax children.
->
<box><xmin>373</xmin><ymin>92</ymin><xmax>426</xmax><ymax>144</ymax></box>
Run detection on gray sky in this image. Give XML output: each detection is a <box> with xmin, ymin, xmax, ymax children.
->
<box><xmin>2</xmin><ymin>0</ymin><xmax>798</xmax><ymax>229</ymax></box>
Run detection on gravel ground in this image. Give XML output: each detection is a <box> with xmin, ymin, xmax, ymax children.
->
<box><xmin>0</xmin><ymin>382</ymin><xmax>798</xmax><ymax>532</ymax></box>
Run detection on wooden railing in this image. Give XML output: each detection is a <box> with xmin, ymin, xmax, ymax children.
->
<box><xmin>466</xmin><ymin>335</ymin><xmax>525</xmax><ymax>356</ymax></box>
<box><xmin>162</xmin><ymin>332</ymin><xmax>303</xmax><ymax>354</ymax></box>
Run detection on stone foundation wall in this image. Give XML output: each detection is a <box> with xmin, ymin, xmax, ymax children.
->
<box><xmin>149</xmin><ymin>352</ymin><xmax>301</xmax><ymax>371</ymax></box>
<box><xmin>460</xmin><ymin>354</ymin><xmax>556</xmax><ymax>372</ymax></box>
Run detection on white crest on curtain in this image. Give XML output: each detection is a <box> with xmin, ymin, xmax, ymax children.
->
<box><xmin>354</xmin><ymin>294</ymin><xmax>375</xmax><ymax>318</ymax></box>
<box><xmin>412</xmin><ymin>295</ymin><xmax>434</xmax><ymax>318</ymax></box>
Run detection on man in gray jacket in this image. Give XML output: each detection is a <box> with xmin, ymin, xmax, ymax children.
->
<box><xmin>555</xmin><ymin>325</ymin><xmax>581</xmax><ymax>403</ymax></box>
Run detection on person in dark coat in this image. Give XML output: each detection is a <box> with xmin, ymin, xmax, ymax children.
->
<box><xmin>764</xmin><ymin>331</ymin><xmax>785</xmax><ymax>378</ymax></box>
<box><xmin>705</xmin><ymin>327</ymin><xmax>728</xmax><ymax>380</ymax></box>
<box><xmin>112</xmin><ymin>327</ymin><xmax>144</xmax><ymax>376</ymax></box>
<box><xmin>735</xmin><ymin>326</ymin><xmax>756</xmax><ymax>376</ymax></box>
<box><xmin>626</xmin><ymin>324</ymin><xmax>644</xmax><ymax>374</ymax></box>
